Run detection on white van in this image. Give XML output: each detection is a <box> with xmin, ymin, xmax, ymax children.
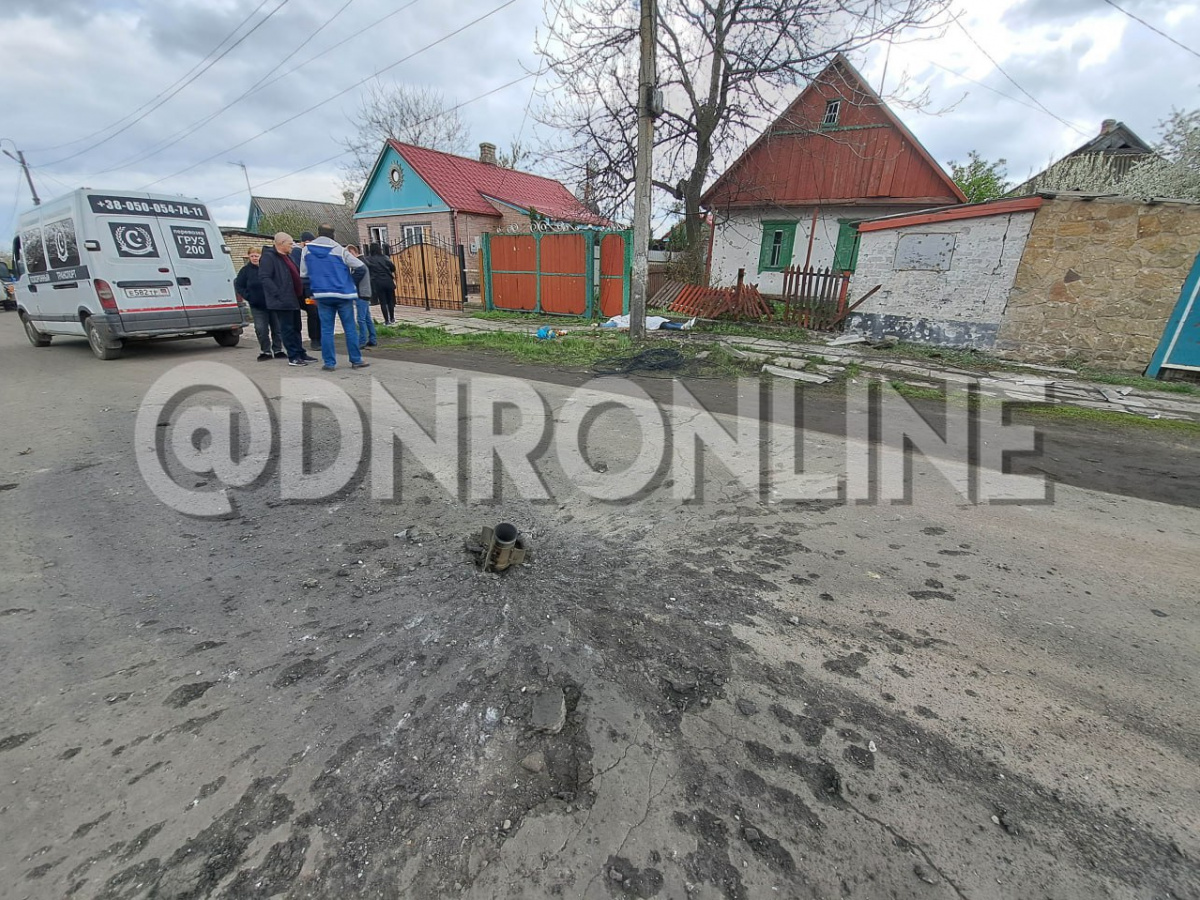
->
<box><xmin>13</xmin><ymin>189</ymin><xmax>249</xmax><ymax>360</ymax></box>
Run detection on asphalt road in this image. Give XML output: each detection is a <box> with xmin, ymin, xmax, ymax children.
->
<box><xmin>0</xmin><ymin>323</ymin><xmax>1196</xmax><ymax>900</ymax></box>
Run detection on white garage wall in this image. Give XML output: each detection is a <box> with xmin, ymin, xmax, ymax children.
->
<box><xmin>847</xmin><ymin>210</ymin><xmax>1036</xmax><ymax>348</ymax></box>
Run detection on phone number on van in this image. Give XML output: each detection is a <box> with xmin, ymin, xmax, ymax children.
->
<box><xmin>87</xmin><ymin>195</ymin><xmax>210</xmax><ymax>221</ymax></box>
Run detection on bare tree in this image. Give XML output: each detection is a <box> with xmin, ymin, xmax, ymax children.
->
<box><xmin>497</xmin><ymin>141</ymin><xmax>531</xmax><ymax>170</ymax></box>
<box><xmin>340</xmin><ymin>83</ymin><xmax>472</xmax><ymax>194</ymax></box>
<box><xmin>537</xmin><ymin>0</ymin><xmax>951</xmax><ymax>253</ymax></box>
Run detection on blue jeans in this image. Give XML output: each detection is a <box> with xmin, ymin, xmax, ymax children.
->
<box><xmin>316</xmin><ymin>297</ymin><xmax>361</xmax><ymax>368</ymax></box>
<box><xmin>356</xmin><ymin>298</ymin><xmax>377</xmax><ymax>347</ymax></box>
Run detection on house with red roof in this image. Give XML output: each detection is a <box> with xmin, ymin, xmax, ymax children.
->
<box><xmin>701</xmin><ymin>55</ymin><xmax>965</xmax><ymax>294</ymax></box>
<box><xmin>353</xmin><ymin>140</ymin><xmax>609</xmax><ymax>289</ymax></box>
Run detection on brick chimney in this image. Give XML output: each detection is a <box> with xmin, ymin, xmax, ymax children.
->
<box><xmin>343</xmin><ymin>189</ymin><xmax>355</xmax><ymax>206</ymax></box>
<box><xmin>1100</xmin><ymin>119</ymin><xmax>1117</xmax><ymax>135</ymax></box>
<box><xmin>479</xmin><ymin>142</ymin><xmax>497</xmax><ymax>166</ymax></box>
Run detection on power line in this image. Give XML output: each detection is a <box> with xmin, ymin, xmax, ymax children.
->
<box><xmin>140</xmin><ymin>0</ymin><xmax>521</xmax><ymax>191</ymax></box>
<box><xmin>491</xmin><ymin>0</ymin><xmax>564</xmax><ymax>197</ymax></box>
<box><xmin>1101</xmin><ymin>0</ymin><xmax>1200</xmax><ymax>60</ymax></box>
<box><xmin>40</xmin><ymin>0</ymin><xmax>287</xmax><ymax>168</ymax></box>
<box><xmin>922</xmin><ymin>59</ymin><xmax>1084</xmax><ymax>124</ymax></box>
<box><xmin>204</xmin><ymin>70</ymin><xmax>540</xmax><ymax>206</ymax></box>
<box><xmin>30</xmin><ymin>0</ymin><xmax>279</xmax><ymax>155</ymax></box>
<box><xmin>87</xmin><ymin>0</ymin><xmax>427</xmax><ymax>179</ymax></box>
<box><xmin>951</xmin><ymin>16</ymin><xmax>1089</xmax><ymax>138</ymax></box>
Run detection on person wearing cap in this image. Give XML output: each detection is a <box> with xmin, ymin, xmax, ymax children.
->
<box><xmin>300</xmin><ymin>223</ymin><xmax>370</xmax><ymax>371</ymax></box>
<box><xmin>291</xmin><ymin>230</ymin><xmax>321</xmax><ymax>351</ymax></box>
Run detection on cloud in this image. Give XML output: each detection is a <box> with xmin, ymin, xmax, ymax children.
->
<box><xmin>4</xmin><ymin>0</ymin><xmax>544</xmax><ymax>233</ymax></box>
<box><xmin>1002</xmin><ymin>0</ymin><xmax>1178</xmax><ymax>28</ymax></box>
<box><xmin>3</xmin><ymin>0</ymin><xmax>1198</xmax><ymax>240</ymax></box>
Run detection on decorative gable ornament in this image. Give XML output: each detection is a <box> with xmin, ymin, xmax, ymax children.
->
<box><xmin>388</xmin><ymin>163</ymin><xmax>404</xmax><ymax>190</ymax></box>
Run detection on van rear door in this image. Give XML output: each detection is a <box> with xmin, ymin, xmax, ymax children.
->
<box><xmin>87</xmin><ymin>194</ymin><xmax>186</xmax><ymax>332</ymax></box>
<box><xmin>159</xmin><ymin>216</ymin><xmax>240</xmax><ymax>329</ymax></box>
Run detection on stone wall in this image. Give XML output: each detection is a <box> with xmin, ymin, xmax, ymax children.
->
<box><xmin>996</xmin><ymin>197</ymin><xmax>1200</xmax><ymax>370</ymax></box>
<box><xmin>848</xmin><ymin>211</ymin><xmax>1035</xmax><ymax>349</ymax></box>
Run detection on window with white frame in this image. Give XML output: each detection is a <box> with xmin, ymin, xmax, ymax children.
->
<box><xmin>368</xmin><ymin>225</ymin><xmax>389</xmax><ymax>250</ymax></box>
<box><xmin>822</xmin><ymin>99</ymin><xmax>841</xmax><ymax>127</ymax></box>
<box><xmin>402</xmin><ymin>223</ymin><xmax>433</xmax><ymax>244</ymax></box>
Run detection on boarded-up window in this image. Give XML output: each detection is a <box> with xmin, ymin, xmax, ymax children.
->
<box><xmin>893</xmin><ymin>233</ymin><xmax>955</xmax><ymax>271</ymax></box>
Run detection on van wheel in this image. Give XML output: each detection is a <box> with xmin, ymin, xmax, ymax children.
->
<box><xmin>21</xmin><ymin>313</ymin><xmax>52</xmax><ymax>347</ymax></box>
<box><xmin>213</xmin><ymin>330</ymin><xmax>240</xmax><ymax>348</ymax></box>
<box><xmin>85</xmin><ymin>318</ymin><xmax>123</xmax><ymax>360</ymax></box>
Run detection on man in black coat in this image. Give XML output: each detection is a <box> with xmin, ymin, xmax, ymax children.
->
<box><xmin>259</xmin><ymin>232</ymin><xmax>316</xmax><ymax>366</ymax></box>
<box><xmin>234</xmin><ymin>248</ymin><xmax>283</xmax><ymax>361</ymax></box>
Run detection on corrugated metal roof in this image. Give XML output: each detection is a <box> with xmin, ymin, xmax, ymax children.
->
<box><xmin>857</xmin><ymin>196</ymin><xmax>1044</xmax><ymax>232</ymax></box>
<box><xmin>702</xmin><ymin>55</ymin><xmax>965</xmax><ymax>211</ymax></box>
<box><xmin>389</xmin><ymin>140</ymin><xmax>611</xmax><ymax>225</ymax></box>
<box><xmin>249</xmin><ymin>195</ymin><xmax>359</xmax><ymax>244</ymax></box>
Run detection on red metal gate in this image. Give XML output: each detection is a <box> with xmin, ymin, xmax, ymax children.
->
<box><xmin>482</xmin><ymin>230</ymin><xmax>630</xmax><ymax>317</ymax></box>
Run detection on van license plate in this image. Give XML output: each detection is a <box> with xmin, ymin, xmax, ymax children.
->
<box><xmin>125</xmin><ymin>287</ymin><xmax>171</xmax><ymax>298</ymax></box>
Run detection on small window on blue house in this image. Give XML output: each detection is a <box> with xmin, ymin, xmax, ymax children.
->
<box><xmin>822</xmin><ymin>99</ymin><xmax>841</xmax><ymax>127</ymax></box>
<box><xmin>758</xmin><ymin>221</ymin><xmax>797</xmax><ymax>272</ymax></box>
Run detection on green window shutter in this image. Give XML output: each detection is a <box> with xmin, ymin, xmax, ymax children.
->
<box><xmin>833</xmin><ymin>220</ymin><xmax>861</xmax><ymax>272</ymax></box>
<box><xmin>758</xmin><ymin>220</ymin><xmax>797</xmax><ymax>273</ymax></box>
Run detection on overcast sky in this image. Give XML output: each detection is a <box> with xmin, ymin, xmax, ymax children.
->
<box><xmin>3</xmin><ymin>0</ymin><xmax>1197</xmax><ymax>241</ymax></box>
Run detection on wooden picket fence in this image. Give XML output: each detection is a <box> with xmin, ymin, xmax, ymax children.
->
<box><xmin>780</xmin><ymin>266</ymin><xmax>854</xmax><ymax>330</ymax></box>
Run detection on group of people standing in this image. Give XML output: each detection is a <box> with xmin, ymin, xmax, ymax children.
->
<box><xmin>233</xmin><ymin>224</ymin><xmax>397</xmax><ymax>371</ymax></box>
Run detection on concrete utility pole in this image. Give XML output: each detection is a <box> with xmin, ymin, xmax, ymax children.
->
<box><xmin>229</xmin><ymin>161</ymin><xmax>253</xmax><ymax>198</ymax></box>
<box><xmin>629</xmin><ymin>0</ymin><xmax>657</xmax><ymax>341</ymax></box>
<box><xmin>2</xmin><ymin>143</ymin><xmax>40</xmax><ymax>206</ymax></box>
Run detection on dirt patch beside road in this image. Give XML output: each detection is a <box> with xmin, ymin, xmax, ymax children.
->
<box><xmin>373</xmin><ymin>343</ymin><xmax>1200</xmax><ymax>510</ymax></box>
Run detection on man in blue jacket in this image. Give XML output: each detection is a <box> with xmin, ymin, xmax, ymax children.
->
<box><xmin>300</xmin><ymin>224</ymin><xmax>369</xmax><ymax>371</ymax></box>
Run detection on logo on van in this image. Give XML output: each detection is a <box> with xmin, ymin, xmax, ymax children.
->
<box><xmin>109</xmin><ymin>223</ymin><xmax>159</xmax><ymax>259</ymax></box>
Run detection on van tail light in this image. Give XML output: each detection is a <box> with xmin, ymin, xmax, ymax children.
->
<box><xmin>94</xmin><ymin>279</ymin><xmax>118</xmax><ymax>311</ymax></box>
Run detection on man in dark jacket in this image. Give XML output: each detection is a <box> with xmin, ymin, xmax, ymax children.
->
<box><xmin>364</xmin><ymin>243</ymin><xmax>397</xmax><ymax>324</ymax></box>
<box><xmin>234</xmin><ymin>249</ymin><xmax>283</xmax><ymax>361</ymax></box>
<box><xmin>259</xmin><ymin>232</ymin><xmax>315</xmax><ymax>366</ymax></box>
<box><xmin>291</xmin><ymin>230</ymin><xmax>321</xmax><ymax>350</ymax></box>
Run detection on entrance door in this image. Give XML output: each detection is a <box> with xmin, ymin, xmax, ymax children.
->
<box><xmin>1147</xmin><ymin>251</ymin><xmax>1200</xmax><ymax>377</ymax></box>
<box><xmin>598</xmin><ymin>232</ymin><xmax>629</xmax><ymax>317</ymax></box>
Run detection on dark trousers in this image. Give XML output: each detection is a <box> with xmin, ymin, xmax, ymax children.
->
<box><xmin>304</xmin><ymin>303</ymin><xmax>321</xmax><ymax>346</ymax></box>
<box><xmin>278</xmin><ymin>308</ymin><xmax>305</xmax><ymax>361</ymax></box>
<box><xmin>376</xmin><ymin>285</ymin><xmax>396</xmax><ymax>323</ymax></box>
<box><xmin>251</xmin><ymin>307</ymin><xmax>282</xmax><ymax>354</ymax></box>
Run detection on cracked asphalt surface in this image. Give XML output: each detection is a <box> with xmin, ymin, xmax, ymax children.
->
<box><xmin>0</xmin><ymin>325</ymin><xmax>1197</xmax><ymax>899</ymax></box>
